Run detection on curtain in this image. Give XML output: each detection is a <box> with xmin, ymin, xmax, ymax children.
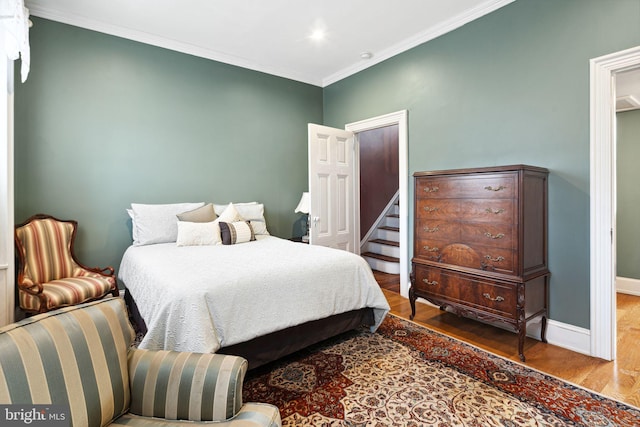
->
<box><xmin>1</xmin><ymin>0</ymin><xmax>30</xmax><ymax>82</ymax></box>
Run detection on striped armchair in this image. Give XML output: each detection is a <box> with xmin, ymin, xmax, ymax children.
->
<box><xmin>0</xmin><ymin>298</ymin><xmax>282</xmax><ymax>427</ymax></box>
<box><xmin>15</xmin><ymin>214</ymin><xmax>120</xmax><ymax>314</ymax></box>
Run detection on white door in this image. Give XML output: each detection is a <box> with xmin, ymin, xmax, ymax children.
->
<box><xmin>308</xmin><ymin>124</ymin><xmax>359</xmax><ymax>253</ymax></box>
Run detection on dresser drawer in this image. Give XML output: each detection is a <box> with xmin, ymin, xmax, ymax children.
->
<box><xmin>415</xmin><ymin>241</ymin><xmax>517</xmax><ymax>274</ymax></box>
<box><xmin>412</xmin><ymin>265</ymin><xmax>457</xmax><ymax>299</ymax></box>
<box><xmin>475</xmin><ymin>245</ymin><xmax>517</xmax><ymax>275</ymax></box>
<box><xmin>415</xmin><ymin>199</ymin><xmax>459</xmax><ymax>220</ymax></box>
<box><xmin>459</xmin><ymin>275</ymin><xmax>517</xmax><ymax>320</ymax></box>
<box><xmin>416</xmin><ymin>174</ymin><xmax>516</xmax><ymax>199</ymax></box>
<box><xmin>415</xmin><ymin>219</ymin><xmax>460</xmax><ymax>241</ymax></box>
<box><xmin>458</xmin><ymin>199</ymin><xmax>514</xmax><ymax>224</ymax></box>
<box><xmin>411</xmin><ymin>266</ymin><xmax>517</xmax><ymax>320</ymax></box>
<box><xmin>459</xmin><ymin>223</ymin><xmax>514</xmax><ymax>249</ymax></box>
<box><xmin>414</xmin><ymin>238</ymin><xmax>447</xmax><ymax>261</ymax></box>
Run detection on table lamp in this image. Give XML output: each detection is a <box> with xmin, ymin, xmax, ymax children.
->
<box><xmin>294</xmin><ymin>192</ymin><xmax>310</xmax><ymax>242</ymax></box>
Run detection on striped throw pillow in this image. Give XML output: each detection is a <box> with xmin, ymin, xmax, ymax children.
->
<box><xmin>219</xmin><ymin>221</ymin><xmax>256</xmax><ymax>245</ymax></box>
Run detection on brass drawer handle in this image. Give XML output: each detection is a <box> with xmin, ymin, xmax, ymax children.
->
<box><xmin>423</xmin><ymin>206</ymin><xmax>439</xmax><ymax>213</ymax></box>
<box><xmin>424</xmin><ymin>226</ymin><xmax>440</xmax><ymax>233</ymax></box>
<box><xmin>483</xmin><ymin>293</ymin><xmax>504</xmax><ymax>302</ymax></box>
<box><xmin>484</xmin><ymin>185</ymin><xmax>506</xmax><ymax>192</ymax></box>
<box><xmin>422</xmin><ymin>279</ymin><xmax>438</xmax><ymax>286</ymax></box>
<box><xmin>423</xmin><ymin>187</ymin><xmax>440</xmax><ymax>193</ymax></box>
<box><xmin>423</xmin><ymin>246</ymin><xmax>440</xmax><ymax>252</ymax></box>
<box><xmin>485</xmin><ymin>208</ymin><xmax>505</xmax><ymax>214</ymax></box>
<box><xmin>484</xmin><ymin>232</ymin><xmax>505</xmax><ymax>239</ymax></box>
<box><xmin>484</xmin><ymin>255</ymin><xmax>505</xmax><ymax>263</ymax></box>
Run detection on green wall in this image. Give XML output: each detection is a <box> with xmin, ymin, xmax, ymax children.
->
<box><xmin>13</xmin><ymin>1</ymin><xmax>640</xmax><ymax>330</ymax></box>
<box><xmin>14</xmin><ymin>18</ymin><xmax>322</xmax><ymax>270</ymax></box>
<box><xmin>617</xmin><ymin>109</ymin><xmax>640</xmax><ymax>280</ymax></box>
<box><xmin>323</xmin><ymin>0</ymin><xmax>640</xmax><ymax>328</ymax></box>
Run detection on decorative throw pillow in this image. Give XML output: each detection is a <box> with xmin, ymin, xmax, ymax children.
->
<box><xmin>177</xmin><ymin>203</ymin><xmax>217</xmax><ymax>223</ymax></box>
<box><xmin>219</xmin><ymin>221</ymin><xmax>256</xmax><ymax>245</ymax></box>
<box><xmin>176</xmin><ymin>221</ymin><xmax>218</xmax><ymax>246</ymax></box>
<box><xmin>214</xmin><ymin>202</ymin><xmax>269</xmax><ymax>235</ymax></box>
<box><xmin>211</xmin><ymin>203</ymin><xmax>244</xmax><ymax>244</ymax></box>
<box><xmin>131</xmin><ymin>202</ymin><xmax>205</xmax><ymax>246</ymax></box>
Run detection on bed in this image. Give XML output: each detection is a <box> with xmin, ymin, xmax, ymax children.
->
<box><xmin>118</xmin><ymin>202</ymin><xmax>390</xmax><ymax>369</ymax></box>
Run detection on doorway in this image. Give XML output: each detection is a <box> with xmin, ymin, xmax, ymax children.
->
<box><xmin>590</xmin><ymin>45</ymin><xmax>640</xmax><ymax>361</ymax></box>
<box><xmin>346</xmin><ymin>111</ymin><xmax>409</xmax><ymax>297</ymax></box>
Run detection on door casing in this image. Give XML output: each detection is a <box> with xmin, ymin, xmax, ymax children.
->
<box><xmin>590</xmin><ymin>45</ymin><xmax>640</xmax><ymax>361</ymax></box>
<box><xmin>346</xmin><ymin>111</ymin><xmax>409</xmax><ymax>297</ymax></box>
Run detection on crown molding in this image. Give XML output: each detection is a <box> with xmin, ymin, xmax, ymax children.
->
<box><xmin>27</xmin><ymin>5</ymin><xmax>324</xmax><ymax>87</ymax></box>
<box><xmin>28</xmin><ymin>0</ymin><xmax>514</xmax><ymax>88</ymax></box>
<box><xmin>322</xmin><ymin>0</ymin><xmax>515</xmax><ymax>86</ymax></box>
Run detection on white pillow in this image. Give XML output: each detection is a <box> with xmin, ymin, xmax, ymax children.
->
<box><xmin>214</xmin><ymin>202</ymin><xmax>269</xmax><ymax>235</ymax></box>
<box><xmin>126</xmin><ymin>209</ymin><xmax>138</xmax><ymax>243</ymax></box>
<box><xmin>176</xmin><ymin>221</ymin><xmax>218</xmax><ymax>246</ymax></box>
<box><xmin>210</xmin><ymin>203</ymin><xmax>244</xmax><ymax>244</ymax></box>
<box><xmin>131</xmin><ymin>202</ymin><xmax>205</xmax><ymax>246</ymax></box>
<box><xmin>213</xmin><ymin>202</ymin><xmax>259</xmax><ymax>216</ymax></box>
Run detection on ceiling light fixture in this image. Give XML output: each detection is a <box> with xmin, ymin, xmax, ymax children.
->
<box><xmin>360</xmin><ymin>51</ymin><xmax>373</xmax><ymax>60</ymax></box>
<box><xmin>309</xmin><ymin>29</ymin><xmax>326</xmax><ymax>42</ymax></box>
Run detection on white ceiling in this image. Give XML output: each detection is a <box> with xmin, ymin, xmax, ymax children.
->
<box><xmin>25</xmin><ymin>0</ymin><xmax>515</xmax><ymax>87</ymax></box>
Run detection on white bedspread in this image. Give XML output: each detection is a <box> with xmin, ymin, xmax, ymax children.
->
<box><xmin>118</xmin><ymin>236</ymin><xmax>390</xmax><ymax>353</ymax></box>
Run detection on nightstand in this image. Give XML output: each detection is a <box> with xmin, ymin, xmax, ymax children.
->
<box><xmin>289</xmin><ymin>237</ymin><xmax>309</xmax><ymax>244</ymax></box>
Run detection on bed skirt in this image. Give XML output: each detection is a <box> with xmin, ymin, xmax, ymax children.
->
<box><xmin>123</xmin><ymin>287</ymin><xmax>375</xmax><ymax>369</ymax></box>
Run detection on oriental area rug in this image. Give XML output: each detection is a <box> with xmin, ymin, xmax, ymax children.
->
<box><xmin>242</xmin><ymin>314</ymin><xmax>640</xmax><ymax>426</ymax></box>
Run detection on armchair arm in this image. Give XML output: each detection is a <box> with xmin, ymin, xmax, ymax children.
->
<box><xmin>128</xmin><ymin>349</ymin><xmax>248</xmax><ymax>422</ymax></box>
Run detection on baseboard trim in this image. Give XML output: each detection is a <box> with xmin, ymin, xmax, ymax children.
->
<box><xmin>616</xmin><ymin>276</ymin><xmax>640</xmax><ymax>296</ymax></box>
<box><xmin>542</xmin><ymin>319</ymin><xmax>591</xmax><ymax>356</ymax></box>
<box><xmin>416</xmin><ymin>298</ymin><xmax>592</xmax><ymax>356</ymax></box>
<box><xmin>525</xmin><ymin>316</ymin><xmax>591</xmax><ymax>356</ymax></box>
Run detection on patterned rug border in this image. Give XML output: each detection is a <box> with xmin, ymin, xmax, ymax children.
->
<box><xmin>387</xmin><ymin>312</ymin><xmax>640</xmax><ymax>412</ymax></box>
<box><xmin>375</xmin><ymin>313</ymin><xmax>640</xmax><ymax>425</ymax></box>
<box><xmin>244</xmin><ymin>312</ymin><xmax>640</xmax><ymax>425</ymax></box>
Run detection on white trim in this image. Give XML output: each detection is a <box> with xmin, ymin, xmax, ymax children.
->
<box><xmin>27</xmin><ymin>6</ymin><xmax>320</xmax><ymax>87</ymax></box>
<box><xmin>360</xmin><ymin>190</ymin><xmax>399</xmax><ymax>245</ymax></box>
<box><xmin>590</xmin><ymin>45</ymin><xmax>640</xmax><ymax>361</ymax></box>
<box><xmin>323</xmin><ymin>0</ymin><xmax>515</xmax><ymax>86</ymax></box>
<box><xmin>545</xmin><ymin>319</ymin><xmax>592</xmax><ymax>357</ymax></box>
<box><xmin>414</xmin><ymin>298</ymin><xmax>591</xmax><ymax>356</ymax></box>
<box><xmin>346</xmin><ymin>110</ymin><xmax>410</xmax><ymax>297</ymax></box>
<box><xmin>0</xmin><ymin>30</ymin><xmax>15</xmax><ymax>326</ymax></box>
<box><xmin>616</xmin><ymin>276</ymin><xmax>640</xmax><ymax>296</ymax></box>
<box><xmin>29</xmin><ymin>1</ymin><xmax>514</xmax><ymax>88</ymax></box>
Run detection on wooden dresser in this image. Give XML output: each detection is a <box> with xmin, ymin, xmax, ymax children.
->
<box><xmin>409</xmin><ymin>165</ymin><xmax>549</xmax><ymax>361</ymax></box>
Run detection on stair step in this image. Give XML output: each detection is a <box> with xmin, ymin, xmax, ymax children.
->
<box><xmin>379</xmin><ymin>225</ymin><xmax>399</xmax><ymax>232</ymax></box>
<box><xmin>369</xmin><ymin>238</ymin><xmax>399</xmax><ymax>247</ymax></box>
<box><xmin>362</xmin><ymin>252</ymin><xmax>400</xmax><ymax>263</ymax></box>
<box><xmin>387</xmin><ymin>213</ymin><xmax>399</xmax><ymax>218</ymax></box>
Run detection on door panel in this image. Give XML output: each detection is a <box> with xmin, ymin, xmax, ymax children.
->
<box><xmin>308</xmin><ymin>124</ymin><xmax>357</xmax><ymax>252</ymax></box>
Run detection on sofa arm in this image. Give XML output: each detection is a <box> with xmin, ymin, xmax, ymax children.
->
<box><xmin>128</xmin><ymin>349</ymin><xmax>248</xmax><ymax>422</ymax></box>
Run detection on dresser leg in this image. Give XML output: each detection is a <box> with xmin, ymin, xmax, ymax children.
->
<box><xmin>541</xmin><ymin>315</ymin><xmax>548</xmax><ymax>343</ymax></box>
<box><xmin>409</xmin><ymin>286</ymin><xmax>416</xmax><ymax>320</ymax></box>
<box><xmin>518</xmin><ymin>329</ymin><xmax>526</xmax><ymax>362</ymax></box>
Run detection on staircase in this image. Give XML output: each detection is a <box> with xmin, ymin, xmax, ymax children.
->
<box><xmin>361</xmin><ymin>199</ymin><xmax>400</xmax><ymax>274</ymax></box>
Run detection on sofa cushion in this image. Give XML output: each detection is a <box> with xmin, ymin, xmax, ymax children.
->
<box><xmin>111</xmin><ymin>403</ymin><xmax>282</xmax><ymax>426</ymax></box>
<box><xmin>0</xmin><ymin>298</ymin><xmax>135</xmax><ymax>427</ymax></box>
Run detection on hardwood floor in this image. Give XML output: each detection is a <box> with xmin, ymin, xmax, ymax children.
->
<box><xmin>373</xmin><ymin>270</ymin><xmax>640</xmax><ymax>408</ymax></box>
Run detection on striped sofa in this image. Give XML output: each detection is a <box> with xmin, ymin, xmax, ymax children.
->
<box><xmin>0</xmin><ymin>297</ymin><xmax>282</xmax><ymax>427</ymax></box>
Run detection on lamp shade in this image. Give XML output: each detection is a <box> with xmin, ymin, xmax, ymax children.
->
<box><xmin>294</xmin><ymin>192</ymin><xmax>310</xmax><ymax>214</ymax></box>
